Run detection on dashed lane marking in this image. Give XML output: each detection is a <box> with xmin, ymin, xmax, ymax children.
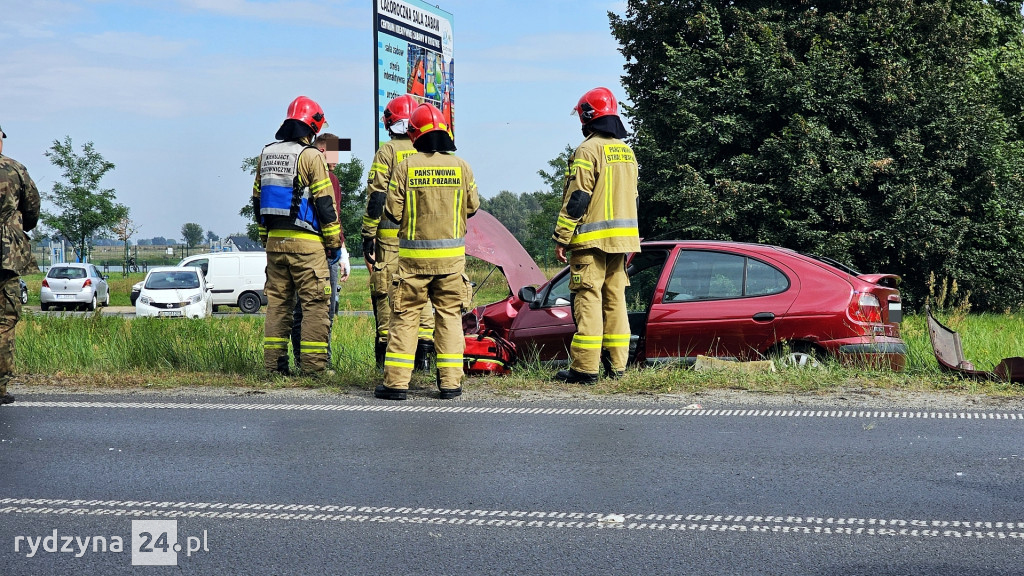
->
<box><xmin>9</xmin><ymin>401</ymin><xmax>1024</xmax><ymax>421</ymax></box>
<box><xmin>0</xmin><ymin>498</ymin><xmax>1019</xmax><ymax>541</ymax></box>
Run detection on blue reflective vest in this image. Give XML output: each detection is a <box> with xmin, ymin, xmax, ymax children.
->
<box><xmin>259</xmin><ymin>141</ymin><xmax>321</xmax><ymax>234</ymax></box>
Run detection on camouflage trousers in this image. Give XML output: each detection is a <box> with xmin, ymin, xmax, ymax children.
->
<box><xmin>0</xmin><ymin>271</ymin><xmax>22</xmax><ymax>396</ymax></box>
<box><xmin>264</xmin><ymin>251</ymin><xmax>331</xmax><ymax>374</ymax></box>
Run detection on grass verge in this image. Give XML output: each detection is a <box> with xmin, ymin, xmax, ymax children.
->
<box><xmin>12</xmin><ymin>311</ymin><xmax>1024</xmax><ymax>397</ymax></box>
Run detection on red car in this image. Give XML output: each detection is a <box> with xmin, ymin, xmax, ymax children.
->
<box><xmin>464</xmin><ymin>211</ymin><xmax>907</xmax><ymax>370</ymax></box>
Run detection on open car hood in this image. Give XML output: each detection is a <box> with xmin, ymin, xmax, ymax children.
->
<box><xmin>465</xmin><ymin>209</ymin><xmax>547</xmax><ymax>294</ymax></box>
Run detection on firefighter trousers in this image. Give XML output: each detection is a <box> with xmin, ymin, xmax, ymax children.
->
<box><xmin>264</xmin><ymin>251</ymin><xmax>332</xmax><ymax>374</ymax></box>
<box><xmin>568</xmin><ymin>248</ymin><xmax>631</xmax><ymax>375</ymax></box>
<box><xmin>370</xmin><ymin>241</ymin><xmax>434</xmax><ymax>343</ymax></box>
<box><xmin>383</xmin><ymin>268</ymin><xmax>470</xmax><ymax>391</ymax></box>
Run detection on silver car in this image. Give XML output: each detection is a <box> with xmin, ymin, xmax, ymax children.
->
<box><xmin>40</xmin><ymin>263</ymin><xmax>110</xmax><ymax>311</ymax></box>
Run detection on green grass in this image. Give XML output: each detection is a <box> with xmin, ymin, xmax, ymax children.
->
<box><xmin>13</xmin><ymin>309</ymin><xmax>1024</xmax><ymax>396</ymax></box>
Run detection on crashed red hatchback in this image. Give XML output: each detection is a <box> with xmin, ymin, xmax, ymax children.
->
<box><xmin>465</xmin><ymin>211</ymin><xmax>907</xmax><ymax>370</ymax></box>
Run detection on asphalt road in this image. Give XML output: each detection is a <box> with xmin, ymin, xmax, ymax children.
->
<box><xmin>1</xmin><ymin>392</ymin><xmax>1021</xmax><ymax>575</ymax></box>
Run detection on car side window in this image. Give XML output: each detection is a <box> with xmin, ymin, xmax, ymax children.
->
<box><xmin>664</xmin><ymin>250</ymin><xmax>788</xmax><ymax>302</ymax></box>
<box><xmin>542</xmin><ymin>273</ymin><xmax>572</xmax><ymax>307</ymax></box>
<box><xmin>185</xmin><ymin>259</ymin><xmax>210</xmax><ymax>277</ymax></box>
<box><xmin>746</xmin><ymin>258</ymin><xmax>789</xmax><ymax>296</ymax></box>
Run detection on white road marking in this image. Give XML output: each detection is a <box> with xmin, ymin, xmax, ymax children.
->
<box><xmin>10</xmin><ymin>401</ymin><xmax>1024</xmax><ymax>420</ymax></box>
<box><xmin>0</xmin><ymin>498</ymin><xmax>1019</xmax><ymax>541</ymax></box>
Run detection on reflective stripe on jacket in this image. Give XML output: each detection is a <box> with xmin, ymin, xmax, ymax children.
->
<box><xmin>553</xmin><ymin>134</ymin><xmax>641</xmax><ymax>254</ymax></box>
<box><xmin>384</xmin><ymin>152</ymin><xmax>480</xmax><ymax>275</ymax></box>
<box><xmin>362</xmin><ymin>137</ymin><xmax>417</xmax><ymax>247</ymax></box>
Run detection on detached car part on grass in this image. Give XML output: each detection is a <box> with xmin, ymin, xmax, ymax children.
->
<box><xmin>925</xmin><ymin>306</ymin><xmax>1024</xmax><ymax>383</ymax></box>
<box><xmin>463</xmin><ymin>210</ymin><xmax>908</xmax><ymax>372</ymax></box>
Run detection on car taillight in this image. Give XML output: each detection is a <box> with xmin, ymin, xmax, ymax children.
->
<box><xmin>83</xmin><ymin>279</ymin><xmax>92</xmax><ymax>288</ymax></box>
<box><xmin>41</xmin><ymin>279</ymin><xmax>49</xmax><ymax>288</ymax></box>
<box><xmin>848</xmin><ymin>292</ymin><xmax>882</xmax><ymax>323</ymax></box>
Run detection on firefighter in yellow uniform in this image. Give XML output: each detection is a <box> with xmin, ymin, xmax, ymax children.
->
<box><xmin>553</xmin><ymin>87</ymin><xmax>640</xmax><ymax>385</ymax></box>
<box><xmin>362</xmin><ymin>94</ymin><xmax>435</xmax><ymax>370</ymax></box>
<box><xmin>375</xmin><ymin>103</ymin><xmax>479</xmax><ymax>400</ymax></box>
<box><xmin>252</xmin><ymin>96</ymin><xmax>342</xmax><ymax>375</ymax></box>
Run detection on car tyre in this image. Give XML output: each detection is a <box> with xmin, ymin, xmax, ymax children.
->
<box><xmin>779</xmin><ymin>343</ymin><xmax>823</xmax><ymax>369</ymax></box>
<box><xmin>238</xmin><ymin>292</ymin><xmax>261</xmax><ymax>314</ymax></box>
<box><xmin>104</xmin><ymin>292</ymin><xmax>110</xmax><ymax>307</ymax></box>
<box><xmin>87</xmin><ymin>294</ymin><xmax>98</xmax><ymax>312</ymax></box>
<box><xmin>20</xmin><ymin>287</ymin><xmax>28</xmax><ymax>305</ymax></box>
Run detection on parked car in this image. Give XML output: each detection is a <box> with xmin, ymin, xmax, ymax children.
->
<box><xmin>40</xmin><ymin>263</ymin><xmax>110</xmax><ymax>311</ymax></box>
<box><xmin>462</xmin><ymin>211</ymin><xmax>907</xmax><ymax>371</ymax></box>
<box><xmin>19</xmin><ymin>279</ymin><xmax>27</xmax><ymax>305</ymax></box>
<box><xmin>177</xmin><ymin>252</ymin><xmax>267</xmax><ymax>313</ymax></box>
<box><xmin>135</xmin><ymin>267</ymin><xmax>214</xmax><ymax>319</ymax></box>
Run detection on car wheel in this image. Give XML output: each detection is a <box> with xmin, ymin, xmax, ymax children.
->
<box><xmin>238</xmin><ymin>292</ymin><xmax>261</xmax><ymax>314</ymax></box>
<box><xmin>212</xmin><ymin>305</ymin><xmax>220</xmax><ymax>313</ymax></box>
<box><xmin>40</xmin><ymin>302</ymin><xmax>50</xmax><ymax>312</ymax></box>
<box><xmin>104</xmin><ymin>292</ymin><xmax>110</xmax><ymax>307</ymax></box>
<box><xmin>87</xmin><ymin>294</ymin><xmax>97</xmax><ymax>311</ymax></box>
<box><xmin>778</xmin><ymin>343</ymin><xmax>823</xmax><ymax>369</ymax></box>
<box><xmin>20</xmin><ymin>287</ymin><xmax>28</xmax><ymax>305</ymax></box>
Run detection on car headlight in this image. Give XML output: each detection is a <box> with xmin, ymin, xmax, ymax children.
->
<box><xmin>188</xmin><ymin>294</ymin><xmax>202</xmax><ymax>305</ymax></box>
<box><xmin>139</xmin><ymin>295</ymin><xmax>151</xmax><ymax>305</ymax></box>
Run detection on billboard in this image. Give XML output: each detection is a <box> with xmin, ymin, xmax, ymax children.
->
<box><xmin>373</xmin><ymin>0</ymin><xmax>454</xmax><ymax>148</ymax></box>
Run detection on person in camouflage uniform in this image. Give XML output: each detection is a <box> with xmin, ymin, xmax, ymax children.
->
<box><xmin>0</xmin><ymin>124</ymin><xmax>41</xmax><ymax>404</ymax></box>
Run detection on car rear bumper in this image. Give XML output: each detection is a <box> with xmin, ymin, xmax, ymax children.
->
<box><xmin>821</xmin><ymin>337</ymin><xmax>908</xmax><ymax>371</ymax></box>
<box><xmin>40</xmin><ymin>287</ymin><xmax>96</xmax><ymax>305</ymax></box>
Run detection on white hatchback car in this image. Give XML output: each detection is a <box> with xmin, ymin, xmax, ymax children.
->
<box><xmin>40</xmin><ymin>263</ymin><xmax>110</xmax><ymax>311</ymax></box>
<box><xmin>135</xmin><ymin>267</ymin><xmax>214</xmax><ymax>319</ymax></box>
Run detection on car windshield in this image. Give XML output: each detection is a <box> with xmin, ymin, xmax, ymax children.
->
<box><xmin>145</xmin><ymin>271</ymin><xmax>200</xmax><ymax>290</ymax></box>
<box><xmin>48</xmin><ymin>267</ymin><xmax>86</xmax><ymax>279</ymax></box>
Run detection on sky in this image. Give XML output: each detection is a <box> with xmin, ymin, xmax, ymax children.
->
<box><xmin>1</xmin><ymin>0</ymin><xmax>630</xmax><ymax>243</ymax></box>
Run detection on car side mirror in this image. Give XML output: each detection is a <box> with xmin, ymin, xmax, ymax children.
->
<box><xmin>206</xmin><ymin>282</ymin><xmax>215</xmax><ymax>291</ymax></box>
<box><xmin>518</xmin><ymin>286</ymin><xmax>539</xmax><ymax>309</ymax></box>
<box><xmin>102</xmin><ymin>275</ymin><xmax>109</xmax><ymax>280</ymax></box>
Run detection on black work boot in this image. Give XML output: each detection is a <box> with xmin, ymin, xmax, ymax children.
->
<box><xmin>438</xmin><ymin>387</ymin><xmax>462</xmax><ymax>400</ymax></box>
<box><xmin>0</xmin><ymin>393</ymin><xmax>14</xmax><ymax>405</ymax></box>
<box><xmin>554</xmin><ymin>368</ymin><xmax>599</xmax><ymax>385</ymax></box>
<box><xmin>415</xmin><ymin>339</ymin><xmax>435</xmax><ymax>372</ymax></box>
<box><xmin>600</xmin><ymin>349</ymin><xmax>624</xmax><ymax>379</ymax></box>
<box><xmin>374</xmin><ymin>384</ymin><xmax>407</xmax><ymax>401</ymax></box>
<box><xmin>374</xmin><ymin>340</ymin><xmax>387</xmax><ymax>371</ymax></box>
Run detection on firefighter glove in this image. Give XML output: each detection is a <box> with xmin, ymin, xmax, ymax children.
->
<box><xmin>362</xmin><ymin>238</ymin><xmax>376</xmax><ymax>264</ymax></box>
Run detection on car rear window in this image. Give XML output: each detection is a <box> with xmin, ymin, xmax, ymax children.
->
<box><xmin>48</xmin><ymin>267</ymin><xmax>86</xmax><ymax>279</ymax></box>
<box><xmin>145</xmin><ymin>271</ymin><xmax>200</xmax><ymax>290</ymax></box>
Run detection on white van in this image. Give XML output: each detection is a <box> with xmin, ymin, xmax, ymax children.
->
<box><xmin>177</xmin><ymin>251</ymin><xmax>267</xmax><ymax>313</ymax></box>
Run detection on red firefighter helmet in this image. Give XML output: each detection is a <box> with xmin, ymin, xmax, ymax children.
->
<box><xmin>286</xmin><ymin>96</ymin><xmax>327</xmax><ymax>134</ymax></box>
<box><xmin>573</xmin><ymin>87</ymin><xmax>618</xmax><ymax>124</ymax></box>
<box><xmin>407</xmin><ymin>103</ymin><xmax>449</xmax><ymax>142</ymax></box>
<box><xmin>382</xmin><ymin>94</ymin><xmax>419</xmax><ymax>133</ymax></box>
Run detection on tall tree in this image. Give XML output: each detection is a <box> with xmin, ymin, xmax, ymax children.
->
<box><xmin>206</xmin><ymin>230</ymin><xmax>220</xmax><ymax>243</ymax></box>
<box><xmin>611</xmin><ymin>0</ymin><xmax>1024</xmax><ymax>311</ymax></box>
<box><xmin>42</xmin><ymin>137</ymin><xmax>129</xmax><ymax>262</ymax></box>
<box><xmin>181</xmin><ymin>223</ymin><xmax>204</xmax><ymax>249</ymax></box>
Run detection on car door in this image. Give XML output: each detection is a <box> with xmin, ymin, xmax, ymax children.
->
<box><xmin>507</xmin><ymin>269</ymin><xmax>576</xmax><ymax>362</ymax></box>
<box><xmin>90</xmin><ymin>265</ymin><xmax>108</xmax><ymax>301</ymax></box>
<box><xmin>645</xmin><ymin>247</ymin><xmax>799</xmax><ymax>363</ymax></box>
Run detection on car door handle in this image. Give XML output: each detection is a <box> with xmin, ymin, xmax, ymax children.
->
<box><xmin>752</xmin><ymin>312</ymin><xmax>775</xmax><ymax>322</ymax></box>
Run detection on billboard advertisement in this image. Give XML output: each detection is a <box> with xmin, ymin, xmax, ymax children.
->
<box><xmin>373</xmin><ymin>0</ymin><xmax>454</xmax><ymax>148</ymax></box>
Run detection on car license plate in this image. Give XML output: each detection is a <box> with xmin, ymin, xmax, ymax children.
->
<box><xmin>888</xmin><ymin>302</ymin><xmax>903</xmax><ymax>323</ymax></box>
<box><xmin>159</xmin><ymin>311</ymin><xmax>183</xmax><ymax>317</ymax></box>
<box><xmin>56</xmin><ymin>294</ymin><xmax>75</xmax><ymax>300</ymax></box>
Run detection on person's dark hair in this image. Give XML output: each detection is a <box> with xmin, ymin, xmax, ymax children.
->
<box><xmin>314</xmin><ymin>132</ymin><xmax>339</xmax><ymax>148</ymax></box>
